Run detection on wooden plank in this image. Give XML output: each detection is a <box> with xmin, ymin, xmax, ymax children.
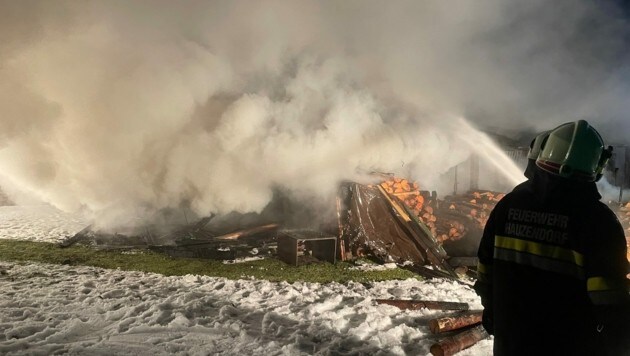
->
<box><xmin>430</xmin><ymin>325</ymin><xmax>489</xmax><ymax>356</ymax></box>
<box><xmin>213</xmin><ymin>223</ymin><xmax>279</xmax><ymax>241</ymax></box>
<box><xmin>428</xmin><ymin>311</ymin><xmax>483</xmax><ymax>334</ymax></box>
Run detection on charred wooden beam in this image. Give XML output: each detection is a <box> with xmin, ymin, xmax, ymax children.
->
<box><xmin>428</xmin><ymin>310</ymin><xmax>483</xmax><ymax>334</ymax></box>
<box><xmin>213</xmin><ymin>223</ymin><xmax>279</xmax><ymax>241</ymax></box>
<box><xmin>429</xmin><ymin>325</ymin><xmax>489</xmax><ymax>356</ymax></box>
<box><xmin>177</xmin><ymin>224</ymin><xmax>279</xmax><ymax>246</ymax></box>
<box><xmin>375</xmin><ymin>299</ymin><xmax>469</xmax><ymax>311</ymax></box>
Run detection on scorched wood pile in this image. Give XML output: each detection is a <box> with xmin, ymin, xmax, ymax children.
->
<box><xmin>65</xmin><ymin>172</ymin><xmax>507</xmax><ymax>273</ymax></box>
<box><xmin>338</xmin><ymin>174</ymin><xmax>504</xmax><ymax>272</ymax></box>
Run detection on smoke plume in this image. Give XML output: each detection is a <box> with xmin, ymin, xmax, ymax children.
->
<box><xmin>0</xmin><ymin>0</ymin><xmax>628</xmax><ymax>226</ymax></box>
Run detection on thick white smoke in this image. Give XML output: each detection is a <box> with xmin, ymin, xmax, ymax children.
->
<box><xmin>0</xmin><ymin>0</ymin><xmax>628</xmax><ymax>226</ymax></box>
<box><xmin>598</xmin><ymin>177</ymin><xmax>630</xmax><ymax>204</ymax></box>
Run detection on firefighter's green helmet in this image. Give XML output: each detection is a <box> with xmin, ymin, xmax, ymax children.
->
<box><xmin>535</xmin><ymin>120</ymin><xmax>612</xmax><ymax>182</ymax></box>
<box><xmin>527</xmin><ymin>130</ymin><xmax>550</xmax><ymax>160</ymax></box>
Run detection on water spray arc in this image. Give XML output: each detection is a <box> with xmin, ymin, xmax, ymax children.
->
<box><xmin>452</xmin><ymin>117</ymin><xmax>526</xmax><ymax>187</ymax></box>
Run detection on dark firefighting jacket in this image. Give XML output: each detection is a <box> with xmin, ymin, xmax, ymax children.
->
<box><xmin>474</xmin><ymin>169</ymin><xmax>630</xmax><ymax>356</ymax></box>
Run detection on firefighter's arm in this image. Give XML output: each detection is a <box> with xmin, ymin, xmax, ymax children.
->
<box><xmin>586</xmin><ymin>209</ymin><xmax>630</xmax><ymax>351</ymax></box>
<box><xmin>586</xmin><ymin>211</ymin><xmax>629</xmax><ymax>305</ymax></box>
<box><xmin>474</xmin><ymin>206</ymin><xmax>497</xmax><ymax>335</ymax></box>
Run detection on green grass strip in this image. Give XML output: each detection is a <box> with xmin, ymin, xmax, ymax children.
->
<box><xmin>0</xmin><ymin>239</ymin><xmax>419</xmax><ymax>284</ymax></box>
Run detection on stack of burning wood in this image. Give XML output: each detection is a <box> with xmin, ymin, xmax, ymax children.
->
<box><xmin>379</xmin><ymin>177</ymin><xmax>440</xmax><ymax>236</ymax></box>
<box><xmin>378</xmin><ymin>176</ymin><xmax>504</xmax><ymax>245</ymax></box>
<box><xmin>437</xmin><ymin>191</ymin><xmax>505</xmax><ymax>242</ymax></box>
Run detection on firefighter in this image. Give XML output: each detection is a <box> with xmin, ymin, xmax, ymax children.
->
<box><xmin>523</xmin><ymin>130</ymin><xmax>549</xmax><ymax>180</ymax></box>
<box><xmin>474</xmin><ymin>120</ymin><xmax>630</xmax><ymax>355</ymax></box>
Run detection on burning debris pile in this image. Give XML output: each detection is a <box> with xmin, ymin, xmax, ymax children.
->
<box><xmin>64</xmin><ymin>214</ymin><xmax>280</xmax><ymax>261</ymax></box>
<box><xmin>64</xmin><ymin>173</ymin><xmax>507</xmax><ymax>278</ymax></box>
<box><xmin>59</xmin><ymin>173</ymin><xmax>506</xmax><ymax>282</ymax></box>
<box><xmin>338</xmin><ymin>174</ymin><xmax>504</xmax><ymax>273</ymax></box>
<box><xmin>156</xmin><ymin>221</ymin><xmax>280</xmax><ymax>260</ymax></box>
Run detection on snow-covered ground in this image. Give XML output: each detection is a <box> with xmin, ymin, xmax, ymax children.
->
<box><xmin>0</xmin><ymin>205</ymin><xmax>492</xmax><ymax>355</ymax></box>
<box><xmin>0</xmin><ymin>205</ymin><xmax>89</xmax><ymax>243</ymax></box>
